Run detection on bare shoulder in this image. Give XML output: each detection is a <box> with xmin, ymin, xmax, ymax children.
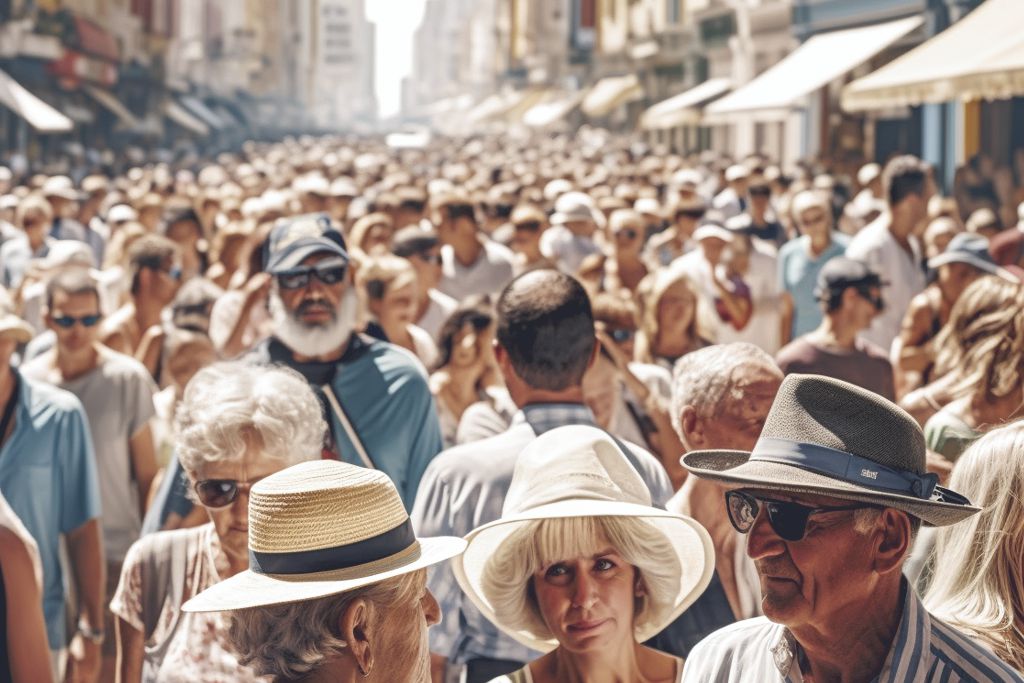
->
<box><xmin>638</xmin><ymin>644</ymin><xmax>683</xmax><ymax>682</ymax></box>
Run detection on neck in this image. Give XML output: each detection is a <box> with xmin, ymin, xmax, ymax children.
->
<box><xmin>807</xmin><ymin>232</ymin><xmax>830</xmax><ymax>256</ymax></box>
<box><xmin>382</xmin><ymin>320</ymin><xmax>413</xmax><ymax>350</ymax></box>
<box><xmin>55</xmin><ymin>344</ymin><xmax>100</xmax><ymax>381</ymax></box>
<box><xmin>510</xmin><ymin>385</ymin><xmax>585</xmax><ymax>409</ymax></box>
<box><xmin>132</xmin><ymin>295</ymin><xmax>164</xmax><ymax>330</ymax></box>
<box><xmin>813</xmin><ymin>316</ymin><xmax>858</xmax><ymax>349</ymax></box>
<box><xmin>453</xmin><ymin>234</ymin><xmax>483</xmax><ymax>266</ymax></box>
<box><xmin>888</xmin><ymin>210</ymin><xmax>915</xmax><ymax>247</ymax></box>
<box><xmin>547</xmin><ymin>640</ymin><xmax>642</xmax><ymax>683</ymax></box>
<box><xmin>793</xmin><ymin>578</ymin><xmax>903</xmax><ymax>683</ymax></box>
<box><xmin>27</xmin><ymin>233</ymin><xmax>45</xmax><ymax>251</ymax></box>
<box><xmin>294</xmin><ymin>658</ymin><xmax>350</xmax><ymax>683</ymax></box>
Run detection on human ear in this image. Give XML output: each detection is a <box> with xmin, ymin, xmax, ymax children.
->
<box><xmin>340</xmin><ymin>597</ymin><xmax>374</xmax><ymax>676</ymax></box>
<box><xmin>680</xmin><ymin>405</ymin><xmax>702</xmax><ymax>449</ymax></box>
<box><xmin>872</xmin><ymin>508</ymin><xmax>912</xmax><ymax>576</ymax></box>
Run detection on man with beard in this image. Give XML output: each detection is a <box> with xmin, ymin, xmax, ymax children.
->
<box><xmin>247</xmin><ymin>214</ymin><xmax>443</xmax><ymax>508</ymax></box>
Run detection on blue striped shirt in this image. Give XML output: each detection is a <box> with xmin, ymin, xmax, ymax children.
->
<box><xmin>682</xmin><ymin>581</ymin><xmax>1023</xmax><ymax>682</ymax></box>
<box><xmin>411</xmin><ymin>402</ymin><xmax>673</xmax><ymax>665</ymax></box>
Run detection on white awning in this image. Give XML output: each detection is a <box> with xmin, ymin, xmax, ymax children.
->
<box><xmin>84</xmin><ymin>85</ymin><xmax>140</xmax><ymax>128</ymax></box>
<box><xmin>523</xmin><ymin>92</ymin><xmax>584</xmax><ymax>128</ymax></box>
<box><xmin>467</xmin><ymin>90</ymin><xmax>544</xmax><ymax>125</ymax></box>
<box><xmin>705</xmin><ymin>15</ymin><xmax>923</xmax><ymax>121</ymax></box>
<box><xmin>180</xmin><ymin>96</ymin><xmax>227</xmax><ymax>130</ymax></box>
<box><xmin>0</xmin><ymin>68</ymin><xmax>73</xmax><ymax>132</ymax></box>
<box><xmin>640</xmin><ymin>78</ymin><xmax>732</xmax><ymax>130</ymax></box>
<box><xmin>466</xmin><ymin>93</ymin><xmax>510</xmax><ymax>124</ymax></box>
<box><xmin>164</xmin><ymin>100</ymin><xmax>209</xmax><ymax>136</ymax></box>
<box><xmin>843</xmin><ymin>0</ymin><xmax>1024</xmax><ymax>110</ymax></box>
<box><xmin>582</xmin><ymin>74</ymin><xmax>644</xmax><ymax>118</ymax></box>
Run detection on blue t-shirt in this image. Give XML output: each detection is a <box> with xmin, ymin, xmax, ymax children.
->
<box><xmin>0</xmin><ymin>372</ymin><xmax>101</xmax><ymax>649</ymax></box>
<box><xmin>778</xmin><ymin>233</ymin><xmax>850</xmax><ymax>339</ymax></box>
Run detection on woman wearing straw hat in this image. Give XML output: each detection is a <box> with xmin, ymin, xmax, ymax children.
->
<box><xmin>182</xmin><ymin>459</ymin><xmax>466</xmax><ymax>682</ymax></box>
<box><xmin>110</xmin><ymin>361</ymin><xmax>326</xmax><ymax>682</ymax></box>
<box><xmin>452</xmin><ymin>425</ymin><xmax>714</xmax><ymax>683</ymax></box>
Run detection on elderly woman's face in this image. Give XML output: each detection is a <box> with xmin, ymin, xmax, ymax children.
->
<box><xmin>532</xmin><ymin>544</ymin><xmax>639</xmax><ymax>653</ymax></box>
<box><xmin>657</xmin><ymin>281</ymin><xmax>696</xmax><ymax>336</ymax></box>
<box><xmin>370</xmin><ymin>571</ymin><xmax>440</xmax><ymax>683</ymax></box>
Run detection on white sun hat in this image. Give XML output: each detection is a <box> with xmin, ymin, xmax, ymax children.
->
<box><xmin>182</xmin><ymin>460</ymin><xmax>466</xmax><ymax>612</ymax></box>
<box><xmin>452</xmin><ymin>425</ymin><xmax>714</xmax><ymax>653</ymax></box>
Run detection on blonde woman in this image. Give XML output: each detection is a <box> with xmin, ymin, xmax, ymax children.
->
<box><xmin>923</xmin><ymin>423</ymin><xmax>1024</xmax><ymax>673</ymax></box>
<box><xmin>634</xmin><ymin>269</ymin><xmax>709</xmax><ymax>370</ymax></box>
<box><xmin>357</xmin><ymin>254</ymin><xmax>438</xmax><ymax>369</ymax></box>
<box><xmin>349</xmin><ymin>212</ymin><xmax>394</xmax><ymax>257</ymax></box>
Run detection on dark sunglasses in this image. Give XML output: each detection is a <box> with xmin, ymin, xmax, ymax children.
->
<box><xmin>616</xmin><ymin>228</ymin><xmax>639</xmax><ymax>240</ymax></box>
<box><xmin>749</xmin><ymin>187</ymin><xmax>772</xmax><ymax>197</ymax></box>
<box><xmin>276</xmin><ymin>262</ymin><xmax>348</xmax><ymax>290</ymax></box>
<box><xmin>194</xmin><ymin>479</ymin><xmax>259</xmax><ymax>509</ymax></box>
<box><xmin>725</xmin><ymin>490</ymin><xmax>877</xmax><ymax>542</ymax></box>
<box><xmin>677</xmin><ymin>209</ymin><xmax>706</xmax><ymax>220</ymax></box>
<box><xmin>415</xmin><ymin>252</ymin><xmax>443</xmax><ymax>265</ymax></box>
<box><xmin>514</xmin><ymin>220</ymin><xmax>542</xmax><ymax>233</ymax></box>
<box><xmin>52</xmin><ymin>314</ymin><xmax>101</xmax><ymax>329</ymax></box>
<box><xmin>855</xmin><ymin>287</ymin><xmax>885</xmax><ymax>312</ymax></box>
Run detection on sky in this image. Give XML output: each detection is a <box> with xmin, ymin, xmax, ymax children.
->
<box><xmin>366</xmin><ymin>0</ymin><xmax>428</xmax><ymax>118</ymax></box>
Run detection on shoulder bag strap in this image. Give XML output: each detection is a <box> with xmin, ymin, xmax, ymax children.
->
<box><xmin>321</xmin><ymin>383</ymin><xmax>375</xmax><ymax>470</ymax></box>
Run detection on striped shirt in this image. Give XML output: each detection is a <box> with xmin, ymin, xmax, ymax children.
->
<box><xmin>682</xmin><ymin>581</ymin><xmax>1023</xmax><ymax>682</ymax></box>
<box><xmin>411</xmin><ymin>402</ymin><xmax>673</xmax><ymax>665</ymax></box>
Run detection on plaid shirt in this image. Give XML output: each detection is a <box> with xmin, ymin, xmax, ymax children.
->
<box><xmin>411</xmin><ymin>402</ymin><xmax>673</xmax><ymax>665</ymax></box>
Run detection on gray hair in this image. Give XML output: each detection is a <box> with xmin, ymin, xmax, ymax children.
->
<box><xmin>670</xmin><ymin>342</ymin><xmax>779</xmax><ymax>438</ymax></box>
<box><xmin>175</xmin><ymin>361</ymin><xmax>326</xmax><ymax>474</ymax></box>
<box><xmin>227</xmin><ymin>570</ymin><xmax>424</xmax><ymax>679</ymax></box>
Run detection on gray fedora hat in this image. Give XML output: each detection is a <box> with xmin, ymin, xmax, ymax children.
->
<box><xmin>682</xmin><ymin>374</ymin><xmax>980</xmax><ymax>527</ymax></box>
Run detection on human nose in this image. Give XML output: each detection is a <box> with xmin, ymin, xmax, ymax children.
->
<box><xmin>745</xmin><ymin>505</ymin><xmax>786</xmax><ymax>561</ymax></box>
<box><xmin>423</xmin><ymin>588</ymin><xmax>441</xmax><ymax>626</ymax></box>
<box><xmin>572</xmin><ymin>570</ymin><xmax>597</xmax><ymax>609</ymax></box>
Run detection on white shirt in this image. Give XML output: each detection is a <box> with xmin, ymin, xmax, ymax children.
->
<box><xmin>417</xmin><ymin>288</ymin><xmax>458</xmax><ymax>342</ymax></box>
<box><xmin>539</xmin><ymin>225</ymin><xmax>602</xmax><ymax>274</ymax></box>
<box><xmin>845</xmin><ymin>214</ymin><xmax>927</xmax><ymax>354</ymax></box>
<box><xmin>669</xmin><ymin>250</ymin><xmax>723</xmax><ymax>341</ymax></box>
<box><xmin>438</xmin><ymin>238</ymin><xmax>515</xmax><ymax>301</ymax></box>
<box><xmin>715</xmin><ymin>249</ymin><xmax>782</xmax><ymax>355</ymax></box>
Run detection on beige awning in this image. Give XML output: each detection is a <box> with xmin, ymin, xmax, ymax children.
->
<box><xmin>0</xmin><ymin>68</ymin><xmax>74</xmax><ymax>133</ymax></box>
<box><xmin>843</xmin><ymin>0</ymin><xmax>1024</xmax><ymax>110</ymax></box>
<box><xmin>523</xmin><ymin>92</ymin><xmax>584</xmax><ymax>128</ymax></box>
<box><xmin>467</xmin><ymin>90</ymin><xmax>545</xmax><ymax>125</ymax></box>
<box><xmin>582</xmin><ymin>74</ymin><xmax>644</xmax><ymax>118</ymax></box>
<box><xmin>164</xmin><ymin>100</ymin><xmax>209</xmax><ymax>135</ymax></box>
<box><xmin>466</xmin><ymin>93</ymin><xmax>510</xmax><ymax>124</ymax></box>
<box><xmin>705</xmin><ymin>15</ymin><xmax>923</xmax><ymax>122</ymax></box>
<box><xmin>640</xmin><ymin>78</ymin><xmax>732</xmax><ymax>130</ymax></box>
<box><xmin>84</xmin><ymin>85</ymin><xmax>140</xmax><ymax>128</ymax></box>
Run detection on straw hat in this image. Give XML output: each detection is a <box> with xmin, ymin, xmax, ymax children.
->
<box><xmin>182</xmin><ymin>460</ymin><xmax>466</xmax><ymax>612</ymax></box>
<box><xmin>683</xmin><ymin>374</ymin><xmax>981</xmax><ymax>526</ymax></box>
<box><xmin>452</xmin><ymin>425</ymin><xmax>714</xmax><ymax>653</ymax></box>
<box><xmin>0</xmin><ymin>290</ymin><xmax>32</xmax><ymax>344</ymax></box>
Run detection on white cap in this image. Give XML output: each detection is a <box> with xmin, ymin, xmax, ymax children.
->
<box><xmin>0</xmin><ymin>195</ymin><xmax>17</xmax><ymax>211</ymax></box>
<box><xmin>857</xmin><ymin>163</ymin><xmax>882</xmax><ymax>187</ymax></box>
<box><xmin>107</xmin><ymin>204</ymin><xmax>138</xmax><ymax>223</ymax></box>
<box><xmin>671</xmin><ymin>168</ymin><xmax>702</xmax><ymax>190</ymax></box>
<box><xmin>725</xmin><ymin>165</ymin><xmax>750</xmax><ymax>183</ymax></box>
<box><xmin>329</xmin><ymin>177</ymin><xmax>357</xmax><ymax>197</ymax></box>
<box><xmin>39</xmin><ymin>240</ymin><xmax>94</xmax><ymax>270</ymax></box>
<box><xmin>791</xmin><ymin>190</ymin><xmax>830</xmax><ymax>219</ymax></box>
<box><xmin>551</xmin><ymin>191</ymin><xmax>600</xmax><ymax>226</ymax></box>
<box><xmin>693</xmin><ymin>224</ymin><xmax>734</xmax><ymax>243</ymax></box>
<box><xmin>634</xmin><ymin>197</ymin><xmax>661</xmax><ymax>216</ymax></box>
<box><xmin>42</xmin><ymin>176</ymin><xmax>81</xmax><ymax>200</ymax></box>
<box><xmin>543</xmin><ymin>178</ymin><xmax>574</xmax><ymax>203</ymax></box>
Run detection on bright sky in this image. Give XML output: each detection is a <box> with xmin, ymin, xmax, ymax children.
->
<box><xmin>366</xmin><ymin>0</ymin><xmax>428</xmax><ymax>118</ymax></box>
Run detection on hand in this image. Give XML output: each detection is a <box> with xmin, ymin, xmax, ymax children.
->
<box><xmin>594</xmin><ymin>329</ymin><xmax>629</xmax><ymax>372</ymax></box>
<box><xmin>925</xmin><ymin>449</ymin><xmax>953</xmax><ymax>485</ymax></box>
<box><xmin>64</xmin><ymin>632</ymin><xmax>101</xmax><ymax>683</ymax></box>
<box><xmin>242</xmin><ymin>272</ymin><xmax>273</xmax><ymax>306</ymax></box>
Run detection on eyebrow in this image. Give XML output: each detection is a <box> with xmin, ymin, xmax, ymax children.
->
<box><xmin>592</xmin><ymin>548</ymin><xmax>618</xmax><ymax>559</ymax></box>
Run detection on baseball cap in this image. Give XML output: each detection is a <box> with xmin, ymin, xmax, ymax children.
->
<box><xmin>391</xmin><ymin>225</ymin><xmax>439</xmax><ymax>258</ymax></box>
<box><xmin>814</xmin><ymin>257</ymin><xmax>885</xmax><ymax>301</ymax></box>
<box><xmin>265</xmin><ymin>213</ymin><xmax>348</xmax><ymax>273</ymax></box>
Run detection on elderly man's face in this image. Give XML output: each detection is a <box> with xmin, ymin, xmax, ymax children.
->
<box><xmin>744</xmin><ymin>489</ymin><xmax>879</xmax><ymax>630</ymax></box>
<box><xmin>696</xmin><ymin>364</ymin><xmax>781</xmax><ymax>451</ymax></box>
<box><xmin>275</xmin><ymin>252</ymin><xmax>348</xmax><ymax>326</ymax></box>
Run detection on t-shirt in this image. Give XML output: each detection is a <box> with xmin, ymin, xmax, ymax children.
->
<box><xmin>438</xmin><ymin>239</ymin><xmax>515</xmax><ymax>301</ymax></box>
<box><xmin>22</xmin><ymin>351</ymin><xmax>157</xmax><ymax>562</ymax></box>
<box><xmin>417</xmin><ymin>288</ymin><xmax>458</xmax><ymax>342</ymax></box>
<box><xmin>717</xmin><ymin>250</ymin><xmax>782</xmax><ymax>354</ymax></box>
<box><xmin>775</xmin><ymin>336</ymin><xmax>895</xmax><ymax>401</ymax></box>
<box><xmin>539</xmin><ymin>225</ymin><xmax>602</xmax><ymax>274</ymax></box>
<box><xmin>777</xmin><ymin>234</ymin><xmax>850</xmax><ymax>340</ymax></box>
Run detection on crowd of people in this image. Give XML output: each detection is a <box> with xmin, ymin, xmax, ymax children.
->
<box><xmin>0</xmin><ymin>130</ymin><xmax>1024</xmax><ymax>683</ymax></box>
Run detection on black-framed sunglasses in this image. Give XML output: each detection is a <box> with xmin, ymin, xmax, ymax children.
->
<box><xmin>725</xmin><ymin>490</ymin><xmax>878</xmax><ymax>542</ymax></box>
<box><xmin>194</xmin><ymin>479</ymin><xmax>260</xmax><ymax>509</ymax></box>
<box><xmin>52</xmin><ymin>314</ymin><xmax>101</xmax><ymax>329</ymax></box>
<box><xmin>415</xmin><ymin>252</ymin><xmax>443</xmax><ymax>265</ymax></box>
<box><xmin>855</xmin><ymin>287</ymin><xmax>885</xmax><ymax>312</ymax></box>
<box><xmin>275</xmin><ymin>262</ymin><xmax>348</xmax><ymax>290</ymax></box>
<box><xmin>514</xmin><ymin>220</ymin><xmax>542</xmax><ymax>233</ymax></box>
<box><xmin>616</xmin><ymin>228</ymin><xmax>639</xmax><ymax>240</ymax></box>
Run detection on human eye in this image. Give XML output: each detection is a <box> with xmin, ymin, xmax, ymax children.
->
<box><xmin>544</xmin><ymin>563</ymin><xmax>571</xmax><ymax>583</ymax></box>
<box><xmin>594</xmin><ymin>557</ymin><xmax>618</xmax><ymax>572</ymax></box>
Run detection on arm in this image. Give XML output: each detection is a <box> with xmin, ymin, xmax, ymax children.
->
<box><xmin>115</xmin><ymin>617</ymin><xmax>144</xmax><ymax>683</ymax></box>
<box><xmin>779</xmin><ymin>292</ymin><xmax>794</xmax><ymax>347</ymax></box>
<box><xmin>712</xmin><ymin>275</ymin><xmax>752</xmax><ymax>330</ymax></box>
<box><xmin>134</xmin><ymin>326</ymin><xmax>165</xmax><ymax>378</ymax></box>
<box><xmin>0</xmin><ymin>528</ymin><xmax>54</xmax><ymax>683</ymax></box>
<box><xmin>66</xmin><ymin>518</ymin><xmax>105</xmax><ymax>683</ymax></box>
<box><xmin>129</xmin><ymin>424</ymin><xmax>158</xmax><ymax>517</ymax></box>
<box><xmin>894</xmin><ymin>298</ymin><xmax>937</xmax><ymax>398</ymax></box>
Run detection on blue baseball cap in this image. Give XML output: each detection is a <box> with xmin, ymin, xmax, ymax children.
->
<box><xmin>265</xmin><ymin>213</ymin><xmax>348</xmax><ymax>273</ymax></box>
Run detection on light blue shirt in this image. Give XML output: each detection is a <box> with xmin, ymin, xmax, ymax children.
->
<box><xmin>0</xmin><ymin>372</ymin><xmax>101</xmax><ymax>649</ymax></box>
<box><xmin>682</xmin><ymin>580</ymin><xmax>1023</xmax><ymax>682</ymax></box>
<box><xmin>778</xmin><ymin>233</ymin><xmax>849</xmax><ymax>339</ymax></box>
<box><xmin>411</xmin><ymin>403</ymin><xmax>673</xmax><ymax>665</ymax></box>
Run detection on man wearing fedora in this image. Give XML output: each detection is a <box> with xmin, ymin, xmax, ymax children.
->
<box><xmin>681</xmin><ymin>374</ymin><xmax>1022</xmax><ymax>682</ymax></box>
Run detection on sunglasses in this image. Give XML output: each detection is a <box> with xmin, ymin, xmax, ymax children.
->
<box><xmin>154</xmin><ymin>265</ymin><xmax>182</xmax><ymax>281</ymax></box>
<box><xmin>725</xmin><ymin>490</ymin><xmax>877</xmax><ymax>542</ymax></box>
<box><xmin>52</xmin><ymin>314</ymin><xmax>101</xmax><ymax>329</ymax></box>
<box><xmin>194</xmin><ymin>479</ymin><xmax>260</xmax><ymax>509</ymax></box>
<box><xmin>276</xmin><ymin>262</ymin><xmax>348</xmax><ymax>290</ymax></box>
<box><xmin>514</xmin><ymin>221</ymin><xmax>542</xmax><ymax>233</ymax></box>
<box><xmin>749</xmin><ymin>188</ymin><xmax>772</xmax><ymax>197</ymax></box>
<box><xmin>855</xmin><ymin>287</ymin><xmax>885</xmax><ymax>312</ymax></box>
<box><xmin>616</xmin><ymin>228</ymin><xmax>639</xmax><ymax>240</ymax></box>
<box><xmin>415</xmin><ymin>252</ymin><xmax>443</xmax><ymax>265</ymax></box>
<box><xmin>677</xmin><ymin>210</ymin><xmax>706</xmax><ymax>220</ymax></box>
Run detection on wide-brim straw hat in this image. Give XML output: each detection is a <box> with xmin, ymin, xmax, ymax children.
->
<box><xmin>683</xmin><ymin>374</ymin><xmax>981</xmax><ymax>527</ymax></box>
<box><xmin>453</xmin><ymin>425</ymin><xmax>714</xmax><ymax>653</ymax></box>
<box><xmin>183</xmin><ymin>460</ymin><xmax>466</xmax><ymax>612</ymax></box>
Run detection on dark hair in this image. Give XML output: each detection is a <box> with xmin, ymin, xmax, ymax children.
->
<box><xmin>172</xmin><ymin>277</ymin><xmax>224</xmax><ymax>333</ymax></box>
<box><xmin>442</xmin><ymin>202</ymin><xmax>477</xmax><ymax>225</ymax></box>
<box><xmin>128</xmin><ymin>234</ymin><xmax>179</xmax><ymax>295</ymax></box>
<box><xmin>437</xmin><ymin>298</ymin><xmax>494</xmax><ymax>368</ymax></box>
<box><xmin>883</xmin><ymin>156</ymin><xmax>929</xmax><ymax>207</ymax></box>
<box><xmin>496</xmin><ymin>270</ymin><xmax>595</xmax><ymax>391</ymax></box>
<box><xmin>46</xmin><ymin>269</ymin><xmax>100</xmax><ymax>311</ymax></box>
<box><xmin>163</xmin><ymin>207</ymin><xmax>202</xmax><ymax>232</ymax></box>
<box><xmin>590</xmin><ymin>292</ymin><xmax>638</xmax><ymax>330</ymax></box>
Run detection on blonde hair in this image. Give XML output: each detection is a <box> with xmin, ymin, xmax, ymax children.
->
<box><xmin>480</xmin><ymin>516</ymin><xmax>681</xmax><ymax>645</ymax></box>
<box><xmin>634</xmin><ymin>269</ymin><xmax>705</xmax><ymax>365</ymax></box>
<box><xmin>349</xmin><ymin>211</ymin><xmax>393</xmax><ymax>256</ymax></box>
<box><xmin>355</xmin><ymin>254</ymin><xmax>417</xmax><ymax>302</ymax></box>
<box><xmin>932</xmin><ymin>276</ymin><xmax>1024</xmax><ymax>400</ymax></box>
<box><xmin>924</xmin><ymin>423</ymin><xmax>1024</xmax><ymax>671</ymax></box>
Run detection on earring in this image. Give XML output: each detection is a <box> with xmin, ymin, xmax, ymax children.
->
<box><xmin>359</xmin><ymin>665</ymin><xmax>370</xmax><ymax>678</ymax></box>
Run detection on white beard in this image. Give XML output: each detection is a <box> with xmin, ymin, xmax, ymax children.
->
<box><xmin>269</xmin><ymin>287</ymin><xmax>359</xmax><ymax>357</ymax></box>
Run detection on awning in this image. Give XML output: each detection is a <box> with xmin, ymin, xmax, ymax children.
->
<box><xmin>843</xmin><ymin>0</ymin><xmax>1024</xmax><ymax>110</ymax></box>
<box><xmin>640</xmin><ymin>78</ymin><xmax>732</xmax><ymax>130</ymax></box>
<box><xmin>582</xmin><ymin>74</ymin><xmax>644</xmax><ymax>118</ymax></box>
<box><xmin>0</xmin><ymin>68</ymin><xmax>74</xmax><ymax>132</ymax></box>
<box><xmin>61</xmin><ymin>102</ymin><xmax>94</xmax><ymax>124</ymax></box>
<box><xmin>466</xmin><ymin>93</ymin><xmax>509</xmax><ymax>124</ymax></box>
<box><xmin>467</xmin><ymin>90</ymin><xmax>543</xmax><ymax>125</ymax></box>
<box><xmin>705</xmin><ymin>15</ymin><xmax>923</xmax><ymax>121</ymax></box>
<box><xmin>179</xmin><ymin>96</ymin><xmax>227</xmax><ymax>130</ymax></box>
<box><xmin>84</xmin><ymin>85</ymin><xmax>140</xmax><ymax>128</ymax></box>
<box><xmin>164</xmin><ymin>100</ymin><xmax>209</xmax><ymax>136</ymax></box>
<box><xmin>523</xmin><ymin>92</ymin><xmax>584</xmax><ymax>128</ymax></box>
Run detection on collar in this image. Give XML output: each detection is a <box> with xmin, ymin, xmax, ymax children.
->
<box><xmin>767</xmin><ymin>580</ymin><xmax>928</xmax><ymax>682</ymax></box>
<box><xmin>511</xmin><ymin>402</ymin><xmax>596</xmax><ymax>435</ymax></box>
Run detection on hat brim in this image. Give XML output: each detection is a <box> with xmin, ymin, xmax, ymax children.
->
<box><xmin>681</xmin><ymin>450</ymin><xmax>980</xmax><ymax>526</ymax></box>
<box><xmin>182</xmin><ymin>535</ymin><xmax>466</xmax><ymax>613</ymax></box>
<box><xmin>268</xmin><ymin>239</ymin><xmax>349</xmax><ymax>273</ymax></box>
<box><xmin>926</xmin><ymin>253</ymin><xmax>1018</xmax><ymax>282</ymax></box>
<box><xmin>452</xmin><ymin>501</ymin><xmax>715</xmax><ymax>653</ymax></box>
<box><xmin>0</xmin><ymin>315</ymin><xmax>34</xmax><ymax>344</ymax></box>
